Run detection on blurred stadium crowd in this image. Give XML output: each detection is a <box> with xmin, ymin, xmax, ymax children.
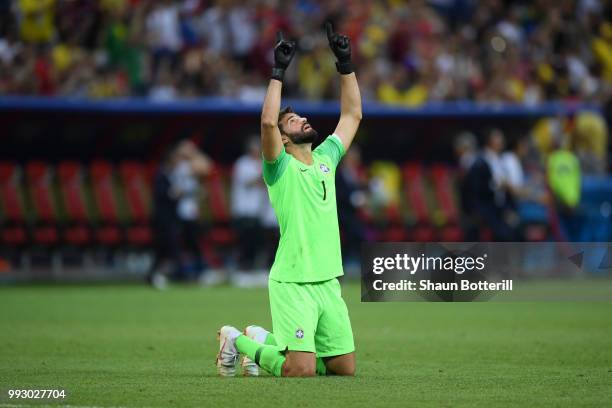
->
<box><xmin>0</xmin><ymin>0</ymin><xmax>611</xmax><ymax>104</ymax></box>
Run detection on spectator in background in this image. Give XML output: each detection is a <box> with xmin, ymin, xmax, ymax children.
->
<box><xmin>149</xmin><ymin>60</ymin><xmax>178</xmax><ymax>101</ymax></box>
<box><xmin>454</xmin><ymin>131</ymin><xmax>477</xmax><ymax>172</ymax></box>
<box><xmin>454</xmin><ymin>131</ymin><xmax>478</xmax><ymax>237</ymax></box>
<box><xmin>572</xmin><ymin>110</ymin><xmax>608</xmax><ymax>175</ymax></box>
<box><xmin>501</xmin><ymin>135</ymin><xmax>550</xmax><ymax>208</ymax></box>
<box><xmin>197</xmin><ymin>1</ymin><xmax>257</xmax><ymax>64</ymax></box>
<box><xmin>548</xmin><ymin>137</ymin><xmax>582</xmax><ymax>241</ymax></box>
<box><xmin>231</xmin><ymin>136</ymin><xmax>266</xmax><ymax>286</ymax></box>
<box><xmin>297</xmin><ymin>37</ymin><xmax>335</xmax><ymax>100</ymax></box>
<box><xmin>2</xmin><ymin>1</ymin><xmax>612</xmax><ymax>105</ymax></box>
<box><xmin>462</xmin><ymin>129</ymin><xmax>516</xmax><ymax>241</ymax></box>
<box><xmin>146</xmin><ymin>0</ymin><xmax>182</xmax><ymax>73</ymax></box>
<box><xmin>171</xmin><ymin>139</ymin><xmax>212</xmax><ymax>281</ymax></box>
<box><xmin>148</xmin><ymin>142</ymin><xmax>181</xmax><ymax>288</ymax></box>
<box><xmin>482</xmin><ymin>129</ymin><xmax>508</xmax><ymax>207</ymax></box>
<box><xmin>501</xmin><ymin>135</ymin><xmax>528</xmax><ymax>201</ymax></box>
<box><xmin>17</xmin><ymin>0</ymin><xmax>56</xmax><ymax>45</ymax></box>
<box><xmin>148</xmin><ymin>139</ymin><xmax>212</xmax><ymax>288</ymax></box>
<box><xmin>103</xmin><ymin>3</ymin><xmax>148</xmax><ymax>95</ymax></box>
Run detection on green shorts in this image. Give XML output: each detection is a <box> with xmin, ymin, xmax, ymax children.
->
<box><xmin>268</xmin><ymin>278</ymin><xmax>354</xmax><ymax>357</ymax></box>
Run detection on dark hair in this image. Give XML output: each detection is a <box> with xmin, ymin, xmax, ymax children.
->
<box><xmin>277</xmin><ymin>106</ymin><xmax>294</xmax><ymax>135</ymax></box>
<box><xmin>507</xmin><ymin>135</ymin><xmax>528</xmax><ymax>152</ymax></box>
<box><xmin>484</xmin><ymin>128</ymin><xmax>503</xmax><ymax>145</ymax></box>
<box><xmin>161</xmin><ymin>139</ymin><xmax>181</xmax><ymax>164</ymax></box>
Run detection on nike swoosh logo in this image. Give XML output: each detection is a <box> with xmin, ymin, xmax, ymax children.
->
<box><xmin>300</xmin><ymin>168</ymin><xmax>308</xmax><ymax>172</ymax></box>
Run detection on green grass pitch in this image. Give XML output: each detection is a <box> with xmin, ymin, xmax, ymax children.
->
<box><xmin>1</xmin><ymin>281</ymin><xmax>611</xmax><ymax>407</ymax></box>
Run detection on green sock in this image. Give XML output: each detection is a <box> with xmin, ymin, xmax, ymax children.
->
<box><xmin>235</xmin><ymin>335</ymin><xmax>285</xmax><ymax>377</ymax></box>
<box><xmin>263</xmin><ymin>332</ymin><xmax>327</xmax><ymax>376</ymax></box>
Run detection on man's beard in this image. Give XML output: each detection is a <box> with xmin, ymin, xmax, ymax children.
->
<box><xmin>287</xmin><ymin>126</ymin><xmax>318</xmax><ymax>145</ymax></box>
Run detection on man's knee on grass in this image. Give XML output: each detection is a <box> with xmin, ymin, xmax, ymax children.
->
<box><xmin>282</xmin><ymin>351</ymin><xmax>316</xmax><ymax>377</ymax></box>
<box><xmin>324</xmin><ymin>353</ymin><xmax>356</xmax><ymax>376</ymax></box>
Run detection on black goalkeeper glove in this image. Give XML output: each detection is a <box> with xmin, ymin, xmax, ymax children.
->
<box><xmin>326</xmin><ymin>21</ymin><xmax>353</xmax><ymax>75</ymax></box>
<box><xmin>272</xmin><ymin>31</ymin><xmax>296</xmax><ymax>82</ymax></box>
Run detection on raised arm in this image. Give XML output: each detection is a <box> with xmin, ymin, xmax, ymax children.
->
<box><xmin>261</xmin><ymin>32</ymin><xmax>296</xmax><ymax>161</ymax></box>
<box><xmin>176</xmin><ymin>140</ymin><xmax>213</xmax><ymax>176</ymax></box>
<box><xmin>189</xmin><ymin>150</ymin><xmax>213</xmax><ymax>176</ymax></box>
<box><xmin>326</xmin><ymin>22</ymin><xmax>362</xmax><ymax>151</ymax></box>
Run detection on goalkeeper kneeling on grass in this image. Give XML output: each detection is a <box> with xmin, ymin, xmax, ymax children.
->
<box><xmin>216</xmin><ymin>22</ymin><xmax>362</xmax><ymax>377</ymax></box>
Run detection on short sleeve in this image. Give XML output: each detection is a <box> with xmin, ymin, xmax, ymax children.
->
<box><xmin>314</xmin><ymin>134</ymin><xmax>345</xmax><ymax>167</ymax></box>
<box><xmin>262</xmin><ymin>147</ymin><xmax>290</xmax><ymax>186</ymax></box>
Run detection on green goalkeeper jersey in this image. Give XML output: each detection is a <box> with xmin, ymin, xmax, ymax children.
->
<box><xmin>262</xmin><ymin>134</ymin><xmax>346</xmax><ymax>283</ymax></box>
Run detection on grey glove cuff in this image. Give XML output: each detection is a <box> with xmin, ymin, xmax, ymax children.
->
<box><xmin>271</xmin><ymin>67</ymin><xmax>285</xmax><ymax>82</ymax></box>
<box><xmin>335</xmin><ymin>61</ymin><xmax>354</xmax><ymax>75</ymax></box>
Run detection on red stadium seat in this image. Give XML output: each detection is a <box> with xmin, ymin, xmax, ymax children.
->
<box><xmin>2</xmin><ymin>227</ymin><xmax>27</xmax><ymax>246</ymax></box>
<box><xmin>119</xmin><ymin>161</ymin><xmax>151</xmax><ymax>223</ymax></box>
<box><xmin>0</xmin><ymin>162</ymin><xmax>27</xmax><ymax>246</ymax></box>
<box><xmin>403</xmin><ymin>163</ymin><xmax>430</xmax><ymax>224</ymax></box>
<box><xmin>125</xmin><ymin>225</ymin><xmax>152</xmax><ymax>246</ymax></box>
<box><xmin>57</xmin><ymin>162</ymin><xmax>89</xmax><ymax>223</ymax></box>
<box><xmin>402</xmin><ymin>163</ymin><xmax>436</xmax><ymax>242</ymax></box>
<box><xmin>380</xmin><ymin>225</ymin><xmax>408</xmax><ymax>242</ymax></box>
<box><xmin>438</xmin><ymin>224</ymin><xmax>463</xmax><ymax>242</ymax></box>
<box><xmin>144</xmin><ymin>162</ymin><xmax>158</xmax><ymax>189</ymax></box>
<box><xmin>202</xmin><ymin>165</ymin><xmax>236</xmax><ymax>266</ymax></box>
<box><xmin>0</xmin><ymin>162</ymin><xmax>26</xmax><ymax>223</ymax></box>
<box><xmin>89</xmin><ymin>161</ymin><xmax>122</xmax><ymax>245</ymax></box>
<box><xmin>57</xmin><ymin>161</ymin><xmax>92</xmax><ymax>246</ymax></box>
<box><xmin>430</xmin><ymin>165</ymin><xmax>459</xmax><ymax>224</ymax></box>
<box><xmin>207</xmin><ymin>165</ymin><xmax>231</xmax><ymax>224</ymax></box>
<box><xmin>206</xmin><ymin>166</ymin><xmax>235</xmax><ymax>245</ymax></box>
<box><xmin>26</xmin><ymin>162</ymin><xmax>56</xmax><ymax>223</ymax></box>
<box><xmin>25</xmin><ymin>161</ymin><xmax>59</xmax><ymax>245</ymax></box>
<box><xmin>96</xmin><ymin>226</ymin><xmax>122</xmax><ymax>245</ymax></box>
<box><xmin>119</xmin><ymin>161</ymin><xmax>152</xmax><ymax>246</ymax></box>
<box><xmin>430</xmin><ymin>165</ymin><xmax>464</xmax><ymax>242</ymax></box>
